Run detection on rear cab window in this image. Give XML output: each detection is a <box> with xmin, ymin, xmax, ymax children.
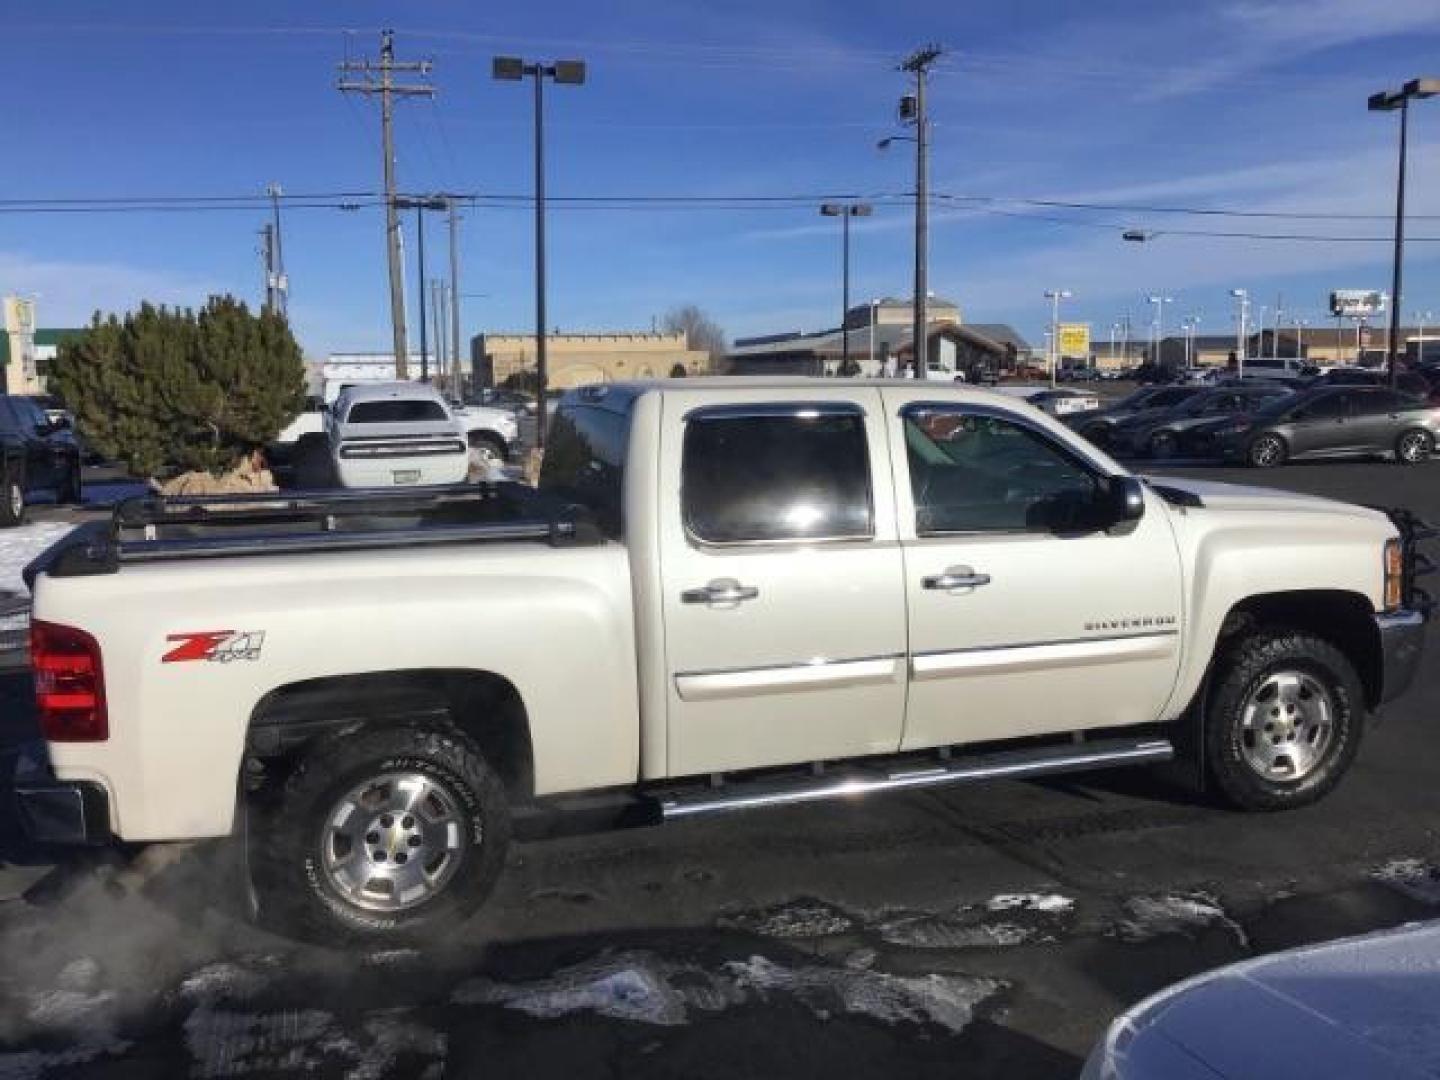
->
<box><xmin>540</xmin><ymin>401</ymin><xmax>633</xmax><ymax>538</ymax></box>
<box><xmin>680</xmin><ymin>403</ymin><xmax>873</xmax><ymax>544</ymax></box>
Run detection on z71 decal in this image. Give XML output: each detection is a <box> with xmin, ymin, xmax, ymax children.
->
<box><xmin>163</xmin><ymin>631</ymin><xmax>266</xmax><ymax>663</ymax></box>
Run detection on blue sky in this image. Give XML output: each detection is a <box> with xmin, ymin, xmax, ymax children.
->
<box><xmin>4</xmin><ymin>0</ymin><xmax>1440</xmax><ymax>357</ymax></box>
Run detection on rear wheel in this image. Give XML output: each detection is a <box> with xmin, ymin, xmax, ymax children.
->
<box><xmin>1248</xmin><ymin>433</ymin><xmax>1286</xmax><ymax>468</ymax></box>
<box><xmin>1204</xmin><ymin>629</ymin><xmax>1364</xmax><ymax>810</ymax></box>
<box><xmin>291</xmin><ymin>433</ymin><xmax>335</xmax><ymax>489</ymax></box>
<box><xmin>468</xmin><ymin>433</ymin><xmax>507</xmax><ymax>474</ymax></box>
<box><xmin>0</xmin><ymin>468</ymin><xmax>25</xmax><ymax>528</ymax></box>
<box><xmin>248</xmin><ymin>725</ymin><xmax>511</xmax><ymax>944</ymax></box>
<box><xmin>1395</xmin><ymin>429</ymin><xmax>1433</xmax><ymax>465</ymax></box>
<box><xmin>1148</xmin><ymin>430</ymin><xmax>1178</xmax><ymax>459</ymax></box>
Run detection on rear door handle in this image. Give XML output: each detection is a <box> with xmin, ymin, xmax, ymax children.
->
<box><xmin>923</xmin><ymin>566</ymin><xmax>991</xmax><ymax>591</ymax></box>
<box><xmin>682</xmin><ymin>578</ymin><xmax>760</xmax><ymax>605</ymax></box>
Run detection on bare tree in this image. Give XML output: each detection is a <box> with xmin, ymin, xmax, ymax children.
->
<box><xmin>662</xmin><ymin>305</ymin><xmax>727</xmax><ymax>360</ymax></box>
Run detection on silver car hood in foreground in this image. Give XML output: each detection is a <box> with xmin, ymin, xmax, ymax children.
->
<box><xmin>1083</xmin><ymin>920</ymin><xmax>1440</xmax><ymax>1079</ymax></box>
<box><xmin>1141</xmin><ymin>475</ymin><xmax>1389</xmax><ymax>523</ymax></box>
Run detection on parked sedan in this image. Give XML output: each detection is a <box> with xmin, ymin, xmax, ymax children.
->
<box><xmin>1108</xmin><ymin>385</ymin><xmax>1293</xmax><ymax>459</ymax></box>
<box><xmin>991</xmin><ymin>386</ymin><xmax>1101</xmax><ymax>416</ymax></box>
<box><xmin>1209</xmin><ymin>385</ymin><xmax>1440</xmax><ymax>467</ymax></box>
<box><xmin>0</xmin><ymin>394</ymin><xmax>83</xmax><ymax>526</ymax></box>
<box><xmin>1064</xmin><ymin>385</ymin><xmax>1206</xmax><ymax>449</ymax></box>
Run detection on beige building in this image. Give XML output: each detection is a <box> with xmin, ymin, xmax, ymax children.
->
<box><xmin>1</xmin><ymin>296</ymin><xmax>41</xmax><ymax>395</ymax></box>
<box><xmin>471</xmin><ymin>330</ymin><xmax>710</xmax><ymax>390</ymax></box>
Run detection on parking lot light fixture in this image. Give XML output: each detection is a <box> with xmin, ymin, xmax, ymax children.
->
<box><xmin>1146</xmin><ymin>295</ymin><xmax>1173</xmax><ymax>370</ymax></box>
<box><xmin>1370</xmin><ymin>77</ymin><xmax>1438</xmax><ymax>387</ymax></box>
<box><xmin>1044</xmin><ymin>289</ymin><xmax>1072</xmax><ymax>388</ymax></box>
<box><xmin>1230</xmin><ymin>289</ymin><xmax>1250</xmax><ymax>377</ymax></box>
<box><xmin>821</xmin><ymin>203</ymin><xmax>873</xmax><ymax>374</ymax></box>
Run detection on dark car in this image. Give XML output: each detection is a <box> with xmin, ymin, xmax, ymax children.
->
<box><xmin>1064</xmin><ymin>385</ymin><xmax>1205</xmax><ymax>449</ymax></box>
<box><xmin>1209</xmin><ymin>385</ymin><xmax>1440</xmax><ymax>468</ymax></box>
<box><xmin>1314</xmin><ymin>367</ymin><xmax>1439</xmax><ymax>403</ymax></box>
<box><xmin>1109</xmin><ymin>385</ymin><xmax>1293</xmax><ymax>458</ymax></box>
<box><xmin>0</xmin><ymin>394</ymin><xmax>83</xmax><ymax>525</ymax></box>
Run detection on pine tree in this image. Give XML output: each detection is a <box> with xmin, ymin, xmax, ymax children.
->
<box><xmin>49</xmin><ymin>296</ymin><xmax>306</xmax><ymax>478</ymax></box>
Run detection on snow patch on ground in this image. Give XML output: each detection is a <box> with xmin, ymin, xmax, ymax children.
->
<box><xmin>1372</xmin><ymin>859</ymin><xmax>1440</xmax><ymax>905</ymax></box>
<box><xmin>1115</xmin><ymin>892</ymin><xmax>1248</xmax><ymax>947</ymax></box>
<box><xmin>718</xmin><ymin>898</ymin><xmax>856</xmax><ymax>939</ymax></box>
<box><xmin>452</xmin><ymin>950</ymin><xmax>1002</xmax><ymax>1035</ymax></box>
<box><xmin>877</xmin><ymin>892</ymin><xmax>1076</xmax><ymax>950</ymax></box>
<box><xmin>0</xmin><ymin>521</ymin><xmax>74</xmax><ymax>631</ymax></box>
<box><xmin>987</xmin><ymin>893</ymin><xmax>1075</xmax><ymax>914</ymax></box>
<box><xmin>0</xmin><ymin>957</ymin><xmax>130</xmax><ymax>1080</ymax></box>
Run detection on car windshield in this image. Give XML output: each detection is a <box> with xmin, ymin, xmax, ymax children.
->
<box><xmin>346</xmin><ymin>399</ymin><xmax>448</xmax><ymax>424</ymax></box>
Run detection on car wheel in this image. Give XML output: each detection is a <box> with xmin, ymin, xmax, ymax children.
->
<box><xmin>1204</xmin><ymin>629</ymin><xmax>1364</xmax><ymax>810</ymax></box>
<box><xmin>468</xmin><ymin>433</ymin><xmax>507</xmax><ymax>472</ymax></box>
<box><xmin>1248</xmin><ymin>433</ymin><xmax>1286</xmax><ymax>468</ymax></box>
<box><xmin>1081</xmin><ymin>423</ymin><xmax>1110</xmax><ymax>447</ymax></box>
<box><xmin>291</xmin><ymin>433</ymin><xmax>335</xmax><ymax>489</ymax></box>
<box><xmin>0</xmin><ymin>468</ymin><xmax>25</xmax><ymax>528</ymax></box>
<box><xmin>1148</xmin><ymin>430</ymin><xmax>1178</xmax><ymax>459</ymax></box>
<box><xmin>248</xmin><ymin>724</ymin><xmax>511</xmax><ymax>945</ymax></box>
<box><xmin>1395</xmin><ymin>429</ymin><xmax>1433</xmax><ymax>465</ymax></box>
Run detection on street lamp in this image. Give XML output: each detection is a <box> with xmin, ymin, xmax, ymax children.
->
<box><xmin>1044</xmin><ymin>289</ymin><xmax>1072</xmax><ymax>388</ymax></box>
<box><xmin>1369</xmin><ymin>77</ymin><xmax>1439</xmax><ymax>386</ymax></box>
<box><xmin>393</xmin><ymin>194</ymin><xmax>448</xmax><ymax>381</ymax></box>
<box><xmin>1415</xmin><ymin>310</ymin><xmax>1434</xmax><ymax>364</ymax></box>
<box><xmin>820</xmin><ymin>202</ymin><xmax>873</xmax><ymax>376</ymax></box>
<box><xmin>1146</xmin><ymin>294</ymin><xmax>1172</xmax><ymax>369</ymax></box>
<box><xmin>1294</xmin><ymin>316</ymin><xmax>1308</xmax><ymax>360</ymax></box>
<box><xmin>1230</xmin><ymin>289</ymin><xmax>1250</xmax><ymax>377</ymax></box>
<box><xmin>494</xmin><ymin>55</ymin><xmax>586</xmax><ymax>446</ymax></box>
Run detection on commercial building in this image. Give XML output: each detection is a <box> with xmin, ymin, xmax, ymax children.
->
<box><xmin>1</xmin><ymin>297</ymin><xmax>83</xmax><ymax>395</ymax></box>
<box><xmin>726</xmin><ymin>297</ymin><xmax>1027</xmax><ymax>380</ymax></box>
<box><xmin>470</xmin><ymin>330</ymin><xmax>710</xmax><ymax>390</ymax></box>
<box><xmin>1151</xmin><ymin>326</ymin><xmax>1437</xmax><ymax>368</ymax></box>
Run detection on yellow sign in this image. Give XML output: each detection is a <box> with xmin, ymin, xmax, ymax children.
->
<box><xmin>1057</xmin><ymin>323</ymin><xmax>1090</xmax><ymax>357</ymax></box>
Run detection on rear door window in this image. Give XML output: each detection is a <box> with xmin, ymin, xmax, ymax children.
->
<box><xmin>681</xmin><ymin>405</ymin><xmax>873</xmax><ymax>544</ymax></box>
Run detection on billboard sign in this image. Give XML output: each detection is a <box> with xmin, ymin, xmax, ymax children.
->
<box><xmin>1329</xmin><ymin>290</ymin><xmax>1386</xmax><ymax>318</ymax></box>
<box><xmin>1057</xmin><ymin>322</ymin><xmax>1091</xmax><ymax>358</ymax></box>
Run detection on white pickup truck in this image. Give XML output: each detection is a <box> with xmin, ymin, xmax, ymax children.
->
<box><xmin>16</xmin><ymin>379</ymin><xmax>1430</xmax><ymax>942</ymax></box>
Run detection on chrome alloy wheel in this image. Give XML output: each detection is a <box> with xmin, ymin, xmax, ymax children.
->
<box><xmin>1398</xmin><ymin>430</ymin><xmax>1432</xmax><ymax>463</ymax></box>
<box><xmin>1239</xmin><ymin>670</ymin><xmax>1335</xmax><ymax>781</ymax></box>
<box><xmin>8</xmin><ymin>482</ymin><xmax>21</xmax><ymax>520</ymax></box>
<box><xmin>319</xmin><ymin>771</ymin><xmax>469</xmax><ymax>912</ymax></box>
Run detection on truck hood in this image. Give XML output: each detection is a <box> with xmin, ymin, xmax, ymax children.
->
<box><xmin>1141</xmin><ymin>475</ymin><xmax>1389</xmax><ymax>523</ymax></box>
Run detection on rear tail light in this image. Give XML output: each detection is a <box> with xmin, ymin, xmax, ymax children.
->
<box><xmin>1384</xmin><ymin>538</ymin><xmax>1405</xmax><ymax>612</ymax></box>
<box><xmin>31</xmin><ymin>620</ymin><xmax>107</xmax><ymax>741</ymax></box>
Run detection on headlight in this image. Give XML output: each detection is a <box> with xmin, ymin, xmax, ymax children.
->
<box><xmin>1384</xmin><ymin>537</ymin><xmax>1405</xmax><ymax>611</ymax></box>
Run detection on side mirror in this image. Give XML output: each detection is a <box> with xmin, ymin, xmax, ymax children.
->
<box><xmin>1102</xmin><ymin>475</ymin><xmax>1146</xmax><ymax>526</ymax></box>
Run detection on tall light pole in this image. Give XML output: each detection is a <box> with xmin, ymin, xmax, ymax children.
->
<box><xmin>1044</xmin><ymin>289</ymin><xmax>1072</xmax><ymax>388</ymax></box>
<box><xmin>1110</xmin><ymin>321</ymin><xmax>1120</xmax><ymax>368</ymax></box>
<box><xmin>898</xmin><ymin>45</ymin><xmax>942</xmax><ymax>379</ymax></box>
<box><xmin>1230</xmin><ymin>289</ymin><xmax>1250</xmax><ymax>377</ymax></box>
<box><xmin>1294</xmin><ymin>317</ymin><xmax>1308</xmax><ymax>360</ymax></box>
<box><xmin>394</xmin><ymin>195</ymin><xmax>447</xmax><ymax>381</ymax></box>
<box><xmin>820</xmin><ymin>202</ymin><xmax>873</xmax><ymax>375</ymax></box>
<box><xmin>1415</xmin><ymin>310</ymin><xmax>1434</xmax><ymax>364</ymax></box>
<box><xmin>1370</xmin><ymin>79</ymin><xmax>1438</xmax><ymax>385</ymax></box>
<box><xmin>869</xmin><ymin>298</ymin><xmax>880</xmax><ymax>374</ymax></box>
<box><xmin>1146</xmin><ymin>294</ymin><xmax>1172</xmax><ymax>369</ymax></box>
<box><xmin>494</xmin><ymin>56</ymin><xmax>586</xmax><ymax>446</ymax></box>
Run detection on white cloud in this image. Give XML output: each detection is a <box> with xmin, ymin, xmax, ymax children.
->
<box><xmin>0</xmin><ymin>251</ymin><xmax>221</xmax><ymax>325</ymax></box>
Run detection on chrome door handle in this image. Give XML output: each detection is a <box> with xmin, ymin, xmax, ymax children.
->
<box><xmin>923</xmin><ymin>567</ymin><xmax>991</xmax><ymax>591</ymax></box>
<box><xmin>682</xmin><ymin>578</ymin><xmax>760</xmax><ymax>605</ymax></box>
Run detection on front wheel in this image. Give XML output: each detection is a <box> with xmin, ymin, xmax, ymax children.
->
<box><xmin>0</xmin><ymin>469</ymin><xmax>25</xmax><ymax>528</ymax></box>
<box><xmin>1395</xmin><ymin>429</ymin><xmax>1433</xmax><ymax>465</ymax></box>
<box><xmin>1148</xmin><ymin>430</ymin><xmax>1178</xmax><ymax>459</ymax></box>
<box><xmin>1248</xmin><ymin>433</ymin><xmax>1286</xmax><ymax>468</ymax></box>
<box><xmin>1204</xmin><ymin>629</ymin><xmax>1364</xmax><ymax>810</ymax></box>
<box><xmin>248</xmin><ymin>725</ymin><xmax>511</xmax><ymax>944</ymax></box>
<box><xmin>468</xmin><ymin>433</ymin><xmax>508</xmax><ymax>474</ymax></box>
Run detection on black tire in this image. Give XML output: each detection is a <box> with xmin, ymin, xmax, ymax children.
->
<box><xmin>1204</xmin><ymin>629</ymin><xmax>1365</xmax><ymax>811</ymax></box>
<box><xmin>1395</xmin><ymin>429</ymin><xmax>1433</xmax><ymax>465</ymax></box>
<box><xmin>1081</xmin><ymin>423</ymin><xmax>1110</xmax><ymax>448</ymax></box>
<box><xmin>0</xmin><ymin>466</ymin><xmax>25</xmax><ymax>528</ymax></box>
<box><xmin>248</xmin><ymin>724</ymin><xmax>511</xmax><ymax>945</ymax></box>
<box><xmin>291</xmin><ymin>433</ymin><xmax>335</xmax><ymax>490</ymax></box>
<box><xmin>1248</xmin><ymin>433</ymin><xmax>1287</xmax><ymax>468</ymax></box>
<box><xmin>468</xmin><ymin>432</ymin><xmax>508</xmax><ymax>469</ymax></box>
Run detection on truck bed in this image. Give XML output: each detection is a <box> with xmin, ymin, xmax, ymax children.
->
<box><xmin>24</xmin><ymin>482</ymin><xmax>600</xmax><ymax>585</ymax></box>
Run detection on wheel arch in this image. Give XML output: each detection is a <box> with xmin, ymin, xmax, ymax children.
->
<box><xmin>246</xmin><ymin>668</ymin><xmax>536</xmax><ymax>801</ymax></box>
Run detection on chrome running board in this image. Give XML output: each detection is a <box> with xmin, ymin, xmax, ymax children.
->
<box><xmin>658</xmin><ymin>736</ymin><xmax>1173</xmax><ymax>821</ymax></box>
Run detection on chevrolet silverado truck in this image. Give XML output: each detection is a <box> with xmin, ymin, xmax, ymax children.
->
<box><xmin>14</xmin><ymin>379</ymin><xmax>1431</xmax><ymax>942</ymax></box>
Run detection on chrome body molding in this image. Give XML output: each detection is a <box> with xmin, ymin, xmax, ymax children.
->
<box><xmin>911</xmin><ymin>630</ymin><xmax>1178</xmax><ymax>680</ymax></box>
<box><xmin>674</xmin><ymin>653</ymin><xmax>904</xmax><ymax>702</ymax></box>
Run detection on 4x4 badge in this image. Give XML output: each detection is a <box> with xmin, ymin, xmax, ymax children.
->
<box><xmin>163</xmin><ymin>631</ymin><xmax>265</xmax><ymax>663</ymax></box>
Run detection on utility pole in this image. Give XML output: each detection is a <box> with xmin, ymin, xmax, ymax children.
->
<box><xmin>429</xmin><ymin>279</ymin><xmax>446</xmax><ymax>390</ymax></box>
<box><xmin>258</xmin><ymin>224</ymin><xmax>275</xmax><ymax>312</ymax></box>
<box><xmin>266</xmin><ymin>182</ymin><xmax>288</xmax><ymax>319</ymax></box>
<box><xmin>900</xmin><ymin>45</ymin><xmax>942</xmax><ymax>379</ymax></box>
<box><xmin>447</xmin><ymin>197</ymin><xmax>463</xmax><ymax>396</ymax></box>
<box><xmin>338</xmin><ymin>30</ymin><xmax>434</xmax><ymax>379</ymax></box>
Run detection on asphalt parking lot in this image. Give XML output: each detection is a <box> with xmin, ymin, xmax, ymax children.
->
<box><xmin>1</xmin><ymin>454</ymin><xmax>1439</xmax><ymax>1078</ymax></box>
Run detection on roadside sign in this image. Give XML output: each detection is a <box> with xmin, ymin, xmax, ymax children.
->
<box><xmin>1329</xmin><ymin>290</ymin><xmax>1386</xmax><ymax>318</ymax></box>
<box><xmin>1057</xmin><ymin>323</ymin><xmax>1090</xmax><ymax>358</ymax></box>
